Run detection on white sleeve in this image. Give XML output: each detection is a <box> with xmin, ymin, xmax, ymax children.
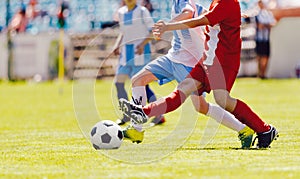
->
<box><xmin>115</xmin><ymin>8</ymin><xmax>123</xmax><ymax>22</ymax></box>
<box><xmin>141</xmin><ymin>7</ymin><xmax>154</xmax><ymax>31</ymax></box>
<box><xmin>180</xmin><ymin>0</ymin><xmax>195</xmax><ymax>14</ymax></box>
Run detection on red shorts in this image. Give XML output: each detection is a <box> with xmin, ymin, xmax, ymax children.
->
<box><xmin>187</xmin><ymin>58</ymin><xmax>238</xmax><ymax>95</ymax></box>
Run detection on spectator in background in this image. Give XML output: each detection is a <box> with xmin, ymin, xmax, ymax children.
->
<box><xmin>26</xmin><ymin>0</ymin><xmax>40</xmax><ymax>19</ymax></box>
<box><xmin>8</xmin><ymin>0</ymin><xmax>42</xmax><ymax>33</ymax></box>
<box><xmin>255</xmin><ymin>0</ymin><xmax>276</xmax><ymax>79</ymax></box>
<box><xmin>9</xmin><ymin>5</ymin><xmax>28</xmax><ymax>33</ymax></box>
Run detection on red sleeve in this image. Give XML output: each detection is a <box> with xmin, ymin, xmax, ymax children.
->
<box><xmin>205</xmin><ymin>1</ymin><xmax>230</xmax><ymax>26</ymax></box>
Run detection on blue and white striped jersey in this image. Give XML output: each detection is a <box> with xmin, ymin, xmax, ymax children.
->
<box><xmin>117</xmin><ymin>5</ymin><xmax>154</xmax><ymax>66</ymax></box>
<box><xmin>166</xmin><ymin>0</ymin><xmax>206</xmax><ymax>67</ymax></box>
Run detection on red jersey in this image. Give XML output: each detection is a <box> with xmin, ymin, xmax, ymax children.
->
<box><xmin>204</xmin><ymin>0</ymin><xmax>242</xmax><ymax>71</ymax></box>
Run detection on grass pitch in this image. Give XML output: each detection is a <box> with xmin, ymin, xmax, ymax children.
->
<box><xmin>0</xmin><ymin>78</ymin><xmax>300</xmax><ymax>178</ymax></box>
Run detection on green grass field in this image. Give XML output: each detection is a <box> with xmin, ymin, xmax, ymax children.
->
<box><xmin>0</xmin><ymin>78</ymin><xmax>300</xmax><ymax>178</ymax></box>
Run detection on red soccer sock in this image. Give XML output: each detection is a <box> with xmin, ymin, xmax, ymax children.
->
<box><xmin>232</xmin><ymin>99</ymin><xmax>270</xmax><ymax>133</ymax></box>
<box><xmin>143</xmin><ymin>90</ymin><xmax>187</xmax><ymax>118</ymax></box>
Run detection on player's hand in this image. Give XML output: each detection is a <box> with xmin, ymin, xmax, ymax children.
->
<box><xmin>135</xmin><ymin>44</ymin><xmax>144</xmax><ymax>55</ymax></box>
<box><xmin>241</xmin><ymin>13</ymin><xmax>248</xmax><ymax>18</ymax></box>
<box><xmin>152</xmin><ymin>20</ymin><xmax>167</xmax><ymax>39</ymax></box>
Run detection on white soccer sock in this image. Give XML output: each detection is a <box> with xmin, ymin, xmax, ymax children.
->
<box><xmin>132</xmin><ymin>86</ymin><xmax>147</xmax><ymax>106</ymax></box>
<box><xmin>131</xmin><ymin>86</ymin><xmax>148</xmax><ymax>131</ymax></box>
<box><xmin>132</xmin><ymin>123</ymin><xmax>143</xmax><ymax>132</ymax></box>
<box><xmin>206</xmin><ymin>103</ymin><xmax>245</xmax><ymax>132</ymax></box>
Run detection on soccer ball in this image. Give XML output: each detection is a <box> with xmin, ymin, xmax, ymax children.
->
<box><xmin>90</xmin><ymin>120</ymin><xmax>124</xmax><ymax>149</ymax></box>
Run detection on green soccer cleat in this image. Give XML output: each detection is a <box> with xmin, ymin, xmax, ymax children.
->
<box><xmin>238</xmin><ymin>126</ymin><xmax>254</xmax><ymax>149</ymax></box>
<box><xmin>122</xmin><ymin>125</ymin><xmax>144</xmax><ymax>144</ymax></box>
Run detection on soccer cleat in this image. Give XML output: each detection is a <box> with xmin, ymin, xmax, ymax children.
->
<box><xmin>122</xmin><ymin>125</ymin><xmax>144</xmax><ymax>144</ymax></box>
<box><xmin>238</xmin><ymin>126</ymin><xmax>254</xmax><ymax>149</ymax></box>
<box><xmin>252</xmin><ymin>125</ymin><xmax>279</xmax><ymax>149</ymax></box>
<box><xmin>116</xmin><ymin>116</ymin><xmax>130</xmax><ymax>125</ymax></box>
<box><xmin>119</xmin><ymin>98</ymin><xmax>148</xmax><ymax>125</ymax></box>
<box><xmin>150</xmin><ymin>116</ymin><xmax>166</xmax><ymax>126</ymax></box>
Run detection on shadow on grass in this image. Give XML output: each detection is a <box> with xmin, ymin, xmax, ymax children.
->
<box><xmin>178</xmin><ymin>147</ymin><xmax>268</xmax><ymax>151</ymax></box>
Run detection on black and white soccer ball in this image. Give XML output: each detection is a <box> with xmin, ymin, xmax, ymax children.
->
<box><xmin>90</xmin><ymin>120</ymin><xmax>124</xmax><ymax>149</ymax></box>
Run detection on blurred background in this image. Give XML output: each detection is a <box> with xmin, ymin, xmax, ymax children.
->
<box><xmin>0</xmin><ymin>0</ymin><xmax>300</xmax><ymax>81</ymax></box>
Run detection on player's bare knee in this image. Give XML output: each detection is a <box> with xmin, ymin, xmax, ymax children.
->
<box><xmin>191</xmin><ymin>95</ymin><xmax>208</xmax><ymax>114</ymax></box>
<box><xmin>177</xmin><ymin>78</ymin><xmax>201</xmax><ymax>96</ymax></box>
<box><xmin>214</xmin><ymin>95</ymin><xmax>236</xmax><ymax>111</ymax></box>
<box><xmin>132</xmin><ymin>70</ymin><xmax>155</xmax><ymax>87</ymax></box>
<box><xmin>213</xmin><ymin>90</ymin><xmax>230</xmax><ymax>109</ymax></box>
<box><xmin>131</xmin><ymin>75</ymin><xmax>144</xmax><ymax>87</ymax></box>
<box><xmin>215</xmin><ymin>99</ymin><xmax>226</xmax><ymax>109</ymax></box>
<box><xmin>192</xmin><ymin>102</ymin><xmax>200</xmax><ymax>113</ymax></box>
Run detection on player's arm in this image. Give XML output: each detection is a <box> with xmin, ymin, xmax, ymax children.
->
<box><xmin>135</xmin><ymin>33</ymin><xmax>153</xmax><ymax>55</ymax></box>
<box><xmin>153</xmin><ymin>15</ymin><xmax>210</xmax><ymax>38</ymax></box>
<box><xmin>112</xmin><ymin>10</ymin><xmax>123</xmax><ymax>55</ymax></box>
<box><xmin>152</xmin><ymin>5</ymin><xmax>195</xmax><ymax>39</ymax></box>
<box><xmin>136</xmin><ymin>7</ymin><xmax>155</xmax><ymax>55</ymax></box>
<box><xmin>151</xmin><ymin>9</ymin><xmax>193</xmax><ymax>40</ymax></box>
<box><xmin>112</xmin><ymin>33</ymin><xmax>123</xmax><ymax>55</ymax></box>
<box><xmin>170</xmin><ymin>9</ymin><xmax>194</xmax><ymax>22</ymax></box>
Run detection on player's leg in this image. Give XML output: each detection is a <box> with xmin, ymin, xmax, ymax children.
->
<box><xmin>119</xmin><ymin>62</ymin><xmax>202</xmax><ymax>143</ymax></box>
<box><xmin>213</xmin><ymin>89</ymin><xmax>268</xmax><ymax>132</ymax></box>
<box><xmin>131</xmin><ymin>68</ymin><xmax>158</xmax><ymax>106</ymax></box>
<box><xmin>131</xmin><ymin>56</ymin><xmax>176</xmax><ymax>106</ymax></box>
<box><xmin>257</xmin><ymin>55</ymin><xmax>263</xmax><ymax>78</ymax></box>
<box><xmin>120</xmin><ymin>61</ymin><xmax>205</xmax><ymax>122</ymax></box>
<box><xmin>145</xmin><ymin>84</ymin><xmax>156</xmax><ymax>103</ymax></box>
<box><xmin>119</xmin><ymin>77</ymin><xmax>200</xmax><ymax>124</ymax></box>
<box><xmin>118</xmin><ymin>78</ymin><xmax>198</xmax><ymax>132</ymax></box>
<box><xmin>207</xmin><ymin>62</ymin><xmax>278</xmax><ymax>148</ymax></box>
<box><xmin>257</xmin><ymin>41</ymin><xmax>270</xmax><ymax>79</ymax></box>
<box><xmin>115</xmin><ymin>74</ymin><xmax>128</xmax><ymax>100</ymax></box>
<box><xmin>191</xmin><ymin>94</ymin><xmax>254</xmax><ymax>148</ymax></box>
<box><xmin>257</xmin><ymin>55</ymin><xmax>268</xmax><ymax>79</ymax></box>
<box><xmin>191</xmin><ymin>94</ymin><xmax>245</xmax><ymax>131</ymax></box>
<box><xmin>259</xmin><ymin>55</ymin><xmax>269</xmax><ymax>79</ymax></box>
<box><xmin>131</xmin><ymin>68</ymin><xmax>166</xmax><ymax>125</ymax></box>
<box><xmin>120</xmin><ymin>68</ymin><xmax>163</xmax><ymax>143</ymax></box>
<box><xmin>114</xmin><ymin>65</ymin><xmax>131</xmax><ymax>125</ymax></box>
<box><xmin>131</xmin><ymin>56</ymin><xmax>181</xmax><ymax>125</ymax></box>
<box><xmin>145</xmin><ymin>84</ymin><xmax>166</xmax><ymax>125</ymax></box>
<box><xmin>114</xmin><ymin>66</ymin><xmax>147</xmax><ymax>142</ymax></box>
<box><xmin>213</xmin><ymin>89</ymin><xmax>278</xmax><ymax>148</ymax></box>
<box><xmin>142</xmin><ymin>77</ymin><xmax>201</xmax><ymax>118</ymax></box>
<box><xmin>141</xmin><ymin>61</ymin><xmax>206</xmax><ymax>118</ymax></box>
